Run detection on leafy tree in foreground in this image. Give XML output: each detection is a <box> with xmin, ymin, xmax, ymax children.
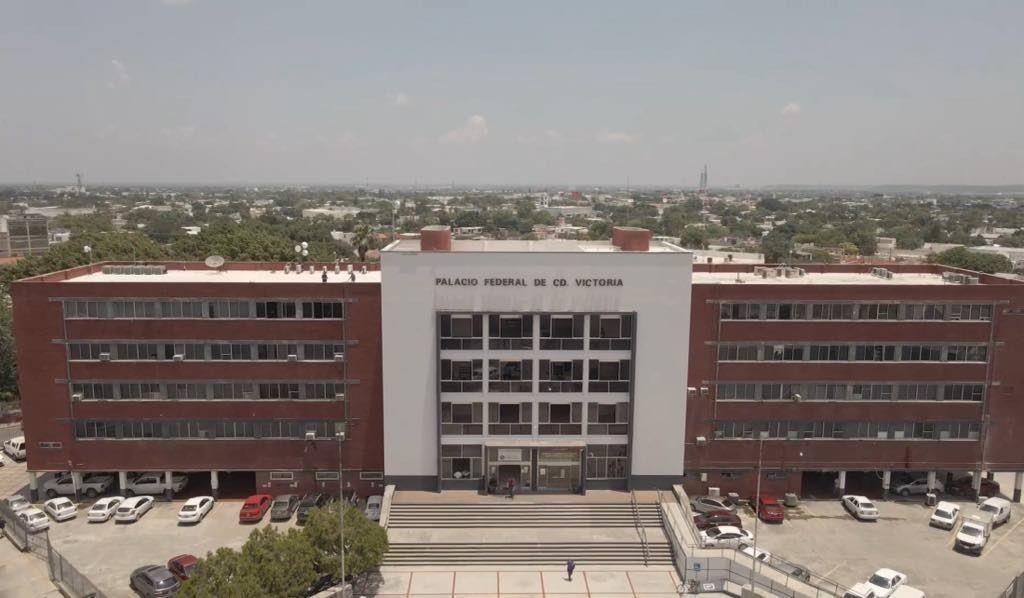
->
<box><xmin>303</xmin><ymin>503</ymin><xmax>389</xmax><ymax>582</ymax></box>
<box><xmin>927</xmin><ymin>246</ymin><xmax>1013</xmax><ymax>274</ymax></box>
<box><xmin>178</xmin><ymin>547</ymin><xmax>262</xmax><ymax>598</ymax></box>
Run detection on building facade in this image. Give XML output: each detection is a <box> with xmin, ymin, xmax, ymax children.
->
<box><xmin>1</xmin><ymin>214</ymin><xmax>50</xmax><ymax>257</ymax></box>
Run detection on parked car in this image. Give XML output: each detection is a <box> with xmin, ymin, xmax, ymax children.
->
<box><xmin>889</xmin><ymin>587</ymin><xmax>926</xmax><ymax>598</ymax></box>
<box><xmin>693</xmin><ymin>509</ymin><xmax>742</xmax><ymax>531</ymax></box>
<box><xmin>296</xmin><ymin>493</ymin><xmax>330</xmax><ymax>525</ymax></box>
<box><xmin>864</xmin><ymin>568</ymin><xmax>908</xmax><ymax>598</ymax></box>
<box><xmin>843</xmin><ymin>583</ymin><xmax>878</xmax><ymax>598</ymax></box>
<box><xmin>125</xmin><ymin>472</ymin><xmax>188</xmax><ymax>497</ymax></box>
<box><xmin>18</xmin><ymin>507</ymin><xmax>50</xmax><ymax>532</ymax></box>
<box><xmin>894</xmin><ymin>478</ymin><xmax>943</xmax><ymax>497</ymax></box>
<box><xmin>88</xmin><ymin>496</ymin><xmax>124</xmax><ymax>523</ymax></box>
<box><xmin>948</xmin><ymin>475</ymin><xmax>1000</xmax><ymax>497</ymax></box>
<box><xmin>239</xmin><ymin>494</ymin><xmax>273</xmax><ymax>523</ymax></box>
<box><xmin>2</xmin><ymin>436</ymin><xmax>26</xmax><ymax>461</ymax></box>
<box><xmin>177</xmin><ymin>496</ymin><xmax>215</xmax><ymax>524</ymax></box>
<box><xmin>3</xmin><ymin>495</ymin><xmax>32</xmax><ymax>512</ymax></box>
<box><xmin>114</xmin><ymin>495</ymin><xmax>155</xmax><ymax>523</ymax></box>
<box><xmin>43</xmin><ymin>497</ymin><xmax>77</xmax><ymax>522</ymax></box>
<box><xmin>756</xmin><ymin>495</ymin><xmax>785</xmax><ymax>523</ymax></box>
<box><xmin>270</xmin><ymin>494</ymin><xmax>301</xmax><ymax>521</ymax></box>
<box><xmin>690</xmin><ymin>495</ymin><xmax>737</xmax><ymax>514</ymax></box>
<box><xmin>365</xmin><ymin>495</ymin><xmax>383</xmax><ymax>521</ymax></box>
<box><xmin>738</xmin><ymin>543</ymin><xmax>771</xmax><ymax>562</ymax></box>
<box><xmin>699</xmin><ymin>525</ymin><xmax>754</xmax><ymax>548</ymax></box>
<box><xmin>129</xmin><ymin>565</ymin><xmax>181</xmax><ymax>598</ymax></box>
<box><xmin>842</xmin><ymin>495</ymin><xmax>879</xmax><ymax>521</ymax></box>
<box><xmin>955</xmin><ymin>514</ymin><xmax>992</xmax><ymax>554</ymax></box>
<box><xmin>43</xmin><ymin>472</ymin><xmax>114</xmax><ymax>499</ymax></box>
<box><xmin>167</xmin><ymin>554</ymin><xmax>199</xmax><ymax>581</ymax></box>
<box><xmin>979</xmin><ymin>497</ymin><xmax>1011</xmax><ymax>525</ymax></box>
<box><xmin>929</xmin><ymin>501</ymin><xmax>961</xmax><ymax>530</ymax></box>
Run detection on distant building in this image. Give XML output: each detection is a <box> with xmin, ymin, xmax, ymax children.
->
<box><xmin>541</xmin><ymin>205</ymin><xmax>594</xmax><ymax>218</ymax></box>
<box><xmin>0</xmin><ymin>214</ymin><xmax>50</xmax><ymax>257</ymax></box>
<box><xmin>302</xmin><ymin>207</ymin><xmax>363</xmax><ymax>219</ymax></box>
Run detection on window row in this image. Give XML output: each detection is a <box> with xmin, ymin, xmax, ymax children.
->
<box><xmin>63</xmin><ymin>299</ymin><xmax>345</xmax><ymax>320</ymax></box>
<box><xmin>74</xmin><ymin>419</ymin><xmax>341</xmax><ymax>440</ymax></box>
<box><xmin>440</xmin><ymin>359</ymin><xmax>631</xmax><ymax>393</ymax></box>
<box><xmin>439</xmin><ymin>313</ymin><xmax>634</xmax><ymax>351</ymax></box>
<box><xmin>439</xmin><ymin>444</ymin><xmax>627</xmax><ymax>480</ymax></box>
<box><xmin>717</xmin><ymin>343</ymin><xmax>988</xmax><ymax>363</ymax></box>
<box><xmin>713</xmin><ymin>420</ymin><xmax>981</xmax><ymax>440</ymax></box>
<box><xmin>70</xmin><ymin>381</ymin><xmax>345</xmax><ymax>401</ymax></box>
<box><xmin>68</xmin><ymin>342</ymin><xmax>345</xmax><ymax>362</ymax></box>
<box><xmin>440</xmin><ymin>401</ymin><xmax>628</xmax><ymax>435</ymax></box>
<box><xmin>719</xmin><ymin>302</ymin><xmax>993</xmax><ymax>322</ymax></box>
<box><xmin>715</xmin><ymin>382</ymin><xmax>985</xmax><ymax>402</ymax></box>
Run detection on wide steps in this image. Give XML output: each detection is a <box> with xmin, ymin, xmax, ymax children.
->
<box><xmin>388</xmin><ymin>503</ymin><xmax>663</xmax><ymax>528</ymax></box>
<box><xmin>382</xmin><ymin>542</ymin><xmax>673</xmax><ymax>566</ymax></box>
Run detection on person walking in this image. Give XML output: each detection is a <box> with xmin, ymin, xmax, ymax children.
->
<box><xmin>506</xmin><ymin>477</ymin><xmax>516</xmax><ymax>500</ymax></box>
<box><xmin>566</xmin><ymin>559</ymin><xmax>576</xmax><ymax>581</ymax></box>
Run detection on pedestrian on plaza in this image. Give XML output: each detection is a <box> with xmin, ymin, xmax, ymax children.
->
<box><xmin>566</xmin><ymin>559</ymin><xmax>575</xmax><ymax>581</ymax></box>
<box><xmin>506</xmin><ymin>477</ymin><xmax>515</xmax><ymax>500</ymax></box>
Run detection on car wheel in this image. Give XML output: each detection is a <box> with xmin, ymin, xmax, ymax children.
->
<box><xmin>85</xmin><ymin>488</ymin><xmax>98</xmax><ymax>498</ymax></box>
<box><xmin>900</xmin><ymin>489</ymin><xmax>910</xmax><ymax>497</ymax></box>
<box><xmin>125</xmin><ymin>490</ymin><xmax>135</xmax><ymax>497</ymax></box>
<box><xmin>46</xmin><ymin>489</ymin><xmax>57</xmax><ymax>499</ymax></box>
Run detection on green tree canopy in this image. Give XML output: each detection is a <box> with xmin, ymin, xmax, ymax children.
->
<box><xmin>927</xmin><ymin>247</ymin><xmax>1013</xmax><ymax>274</ymax></box>
<box><xmin>303</xmin><ymin>503</ymin><xmax>389</xmax><ymax>582</ymax></box>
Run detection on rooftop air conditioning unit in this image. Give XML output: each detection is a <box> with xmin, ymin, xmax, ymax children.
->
<box><xmin>333</xmin><ymin>353</ymin><xmax>345</xmax><ymax>362</ymax></box>
<box><xmin>700</xmin><ymin>386</ymin><xmax>709</xmax><ymax>397</ymax></box>
<box><xmin>71</xmin><ymin>393</ymin><xmax>83</xmax><ymax>401</ymax></box>
<box><xmin>304</xmin><ymin>431</ymin><xmax>317</xmax><ymax>441</ymax></box>
<box><xmin>334</xmin><ymin>393</ymin><xmax>346</xmax><ymax>401</ymax></box>
<box><xmin>708</xmin><ymin>487</ymin><xmax>721</xmax><ymax>498</ymax></box>
<box><xmin>98</xmin><ymin>352</ymin><xmax>111</xmax><ymax>362</ymax></box>
<box><xmin>172</xmin><ymin>354</ymin><xmax>184</xmax><ymax>362</ymax></box>
<box><xmin>695</xmin><ymin>436</ymin><xmax>708</xmax><ymax>445</ymax></box>
<box><xmin>687</xmin><ymin>387</ymin><xmax>697</xmax><ymax>399</ymax></box>
<box><xmin>967</xmin><ymin>276</ymin><xmax>980</xmax><ymax>285</ymax></box>
<box><xmin>287</xmin><ymin>354</ymin><xmax>298</xmax><ymax>362</ymax></box>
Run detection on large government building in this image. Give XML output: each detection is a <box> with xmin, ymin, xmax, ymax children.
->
<box><xmin>11</xmin><ymin>226</ymin><xmax>1024</xmax><ymax>502</ymax></box>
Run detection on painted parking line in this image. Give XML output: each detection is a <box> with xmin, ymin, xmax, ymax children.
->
<box><xmin>981</xmin><ymin>516</ymin><xmax>1024</xmax><ymax>559</ymax></box>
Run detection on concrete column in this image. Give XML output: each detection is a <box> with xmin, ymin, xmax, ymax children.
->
<box><xmin>882</xmin><ymin>471</ymin><xmax>891</xmax><ymax>497</ymax></box>
<box><xmin>972</xmin><ymin>470</ymin><xmax>983</xmax><ymax>499</ymax></box>
<box><xmin>987</xmin><ymin>471</ymin><xmax>995</xmax><ymax>481</ymax></box>
<box><xmin>118</xmin><ymin>471</ymin><xmax>129</xmax><ymax>497</ymax></box>
<box><xmin>837</xmin><ymin>471</ymin><xmax>846</xmax><ymax>495</ymax></box>
<box><xmin>164</xmin><ymin>471</ymin><xmax>174</xmax><ymax>501</ymax></box>
<box><xmin>1014</xmin><ymin>472</ymin><xmax>1023</xmax><ymax>503</ymax></box>
<box><xmin>927</xmin><ymin>471</ymin><xmax>938</xmax><ymax>494</ymax></box>
<box><xmin>71</xmin><ymin>471</ymin><xmax>83</xmax><ymax>503</ymax></box>
<box><xmin>28</xmin><ymin>472</ymin><xmax>39</xmax><ymax>502</ymax></box>
<box><xmin>210</xmin><ymin>471</ymin><xmax>220</xmax><ymax>499</ymax></box>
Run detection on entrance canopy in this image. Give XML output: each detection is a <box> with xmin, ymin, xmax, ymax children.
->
<box><xmin>483</xmin><ymin>439</ymin><xmax>586</xmax><ymax>448</ymax></box>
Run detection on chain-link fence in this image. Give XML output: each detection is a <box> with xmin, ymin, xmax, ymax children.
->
<box><xmin>1</xmin><ymin>500</ymin><xmax>106</xmax><ymax>598</ymax></box>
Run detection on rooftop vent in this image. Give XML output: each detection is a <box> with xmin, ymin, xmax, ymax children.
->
<box><xmin>101</xmin><ymin>264</ymin><xmax>167</xmax><ymax>276</ymax></box>
<box><xmin>870</xmin><ymin>267</ymin><xmax>895</xmax><ymax>280</ymax></box>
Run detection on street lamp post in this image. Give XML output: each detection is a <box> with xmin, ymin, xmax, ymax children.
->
<box><xmin>337</xmin><ymin>429</ymin><xmax>347</xmax><ymax>591</ymax></box>
<box><xmin>749</xmin><ymin>435</ymin><xmax>765</xmax><ymax>589</ymax></box>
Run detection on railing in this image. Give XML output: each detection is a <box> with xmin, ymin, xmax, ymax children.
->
<box><xmin>1</xmin><ymin>500</ymin><xmax>107</xmax><ymax>598</ymax></box>
<box><xmin>538</xmin><ymin>423</ymin><xmax>583</xmax><ymax>435</ymax></box>
<box><xmin>630</xmin><ymin>489</ymin><xmax>650</xmax><ymax>566</ymax></box>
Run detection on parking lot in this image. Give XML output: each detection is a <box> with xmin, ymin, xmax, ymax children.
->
<box><xmin>737</xmin><ymin>477</ymin><xmax>1024</xmax><ymax>598</ymax></box>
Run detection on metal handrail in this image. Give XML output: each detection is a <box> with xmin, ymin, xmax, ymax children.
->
<box><xmin>630</xmin><ymin>489</ymin><xmax>650</xmax><ymax>566</ymax></box>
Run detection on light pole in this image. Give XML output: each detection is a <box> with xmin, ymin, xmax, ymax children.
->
<box><xmin>749</xmin><ymin>435</ymin><xmax>765</xmax><ymax>589</ymax></box>
<box><xmin>337</xmin><ymin>428</ymin><xmax>347</xmax><ymax>588</ymax></box>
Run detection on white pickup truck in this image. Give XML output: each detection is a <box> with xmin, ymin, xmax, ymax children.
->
<box><xmin>42</xmin><ymin>473</ymin><xmax>115</xmax><ymax>499</ymax></box>
<box><xmin>955</xmin><ymin>514</ymin><xmax>993</xmax><ymax>554</ymax></box>
<box><xmin>124</xmin><ymin>472</ymin><xmax>188</xmax><ymax>496</ymax></box>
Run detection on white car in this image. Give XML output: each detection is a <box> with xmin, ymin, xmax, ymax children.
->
<box><xmin>929</xmin><ymin>501</ymin><xmax>961</xmax><ymax>530</ymax></box>
<box><xmin>979</xmin><ymin>497</ymin><xmax>1011</xmax><ymax>525</ymax></box>
<box><xmin>738</xmin><ymin>543</ymin><xmax>771</xmax><ymax>562</ymax></box>
<box><xmin>42</xmin><ymin>472</ymin><xmax>115</xmax><ymax>499</ymax></box>
<box><xmin>44</xmin><ymin>497</ymin><xmax>77</xmax><ymax>522</ymax></box>
<box><xmin>87</xmin><ymin>496</ymin><xmax>124</xmax><ymax>522</ymax></box>
<box><xmin>114</xmin><ymin>495</ymin><xmax>155</xmax><ymax>523</ymax></box>
<box><xmin>18</xmin><ymin>507</ymin><xmax>50</xmax><ymax>532</ymax></box>
<box><xmin>955</xmin><ymin>514</ymin><xmax>992</xmax><ymax>554</ymax></box>
<box><xmin>364</xmin><ymin>495</ymin><xmax>383</xmax><ymax>521</ymax></box>
<box><xmin>2</xmin><ymin>436</ymin><xmax>26</xmax><ymax>461</ymax></box>
<box><xmin>864</xmin><ymin>568</ymin><xmax>908</xmax><ymax>598</ymax></box>
<box><xmin>842</xmin><ymin>495</ymin><xmax>879</xmax><ymax>521</ymax></box>
<box><xmin>177</xmin><ymin>496</ymin><xmax>215</xmax><ymax>524</ymax></box>
<box><xmin>125</xmin><ymin>472</ymin><xmax>188</xmax><ymax>496</ymax></box>
<box><xmin>699</xmin><ymin>525</ymin><xmax>754</xmax><ymax>548</ymax></box>
<box><xmin>3</xmin><ymin>495</ymin><xmax>32</xmax><ymax>512</ymax></box>
<box><xmin>895</xmin><ymin>478</ymin><xmax>943</xmax><ymax>497</ymax></box>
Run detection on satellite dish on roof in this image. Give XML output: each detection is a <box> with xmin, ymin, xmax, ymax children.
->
<box><xmin>205</xmin><ymin>255</ymin><xmax>225</xmax><ymax>269</ymax></box>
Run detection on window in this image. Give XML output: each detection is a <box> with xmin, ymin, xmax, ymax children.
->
<box><xmin>257</xmin><ymin>343</ymin><xmax>298</xmax><ymax>360</ymax></box>
<box><xmin>711</xmin><ymin>419</ymin><xmax>980</xmax><ymax>441</ymax></box>
<box><xmin>439</xmin><ymin>314</ymin><xmax>483</xmax><ymax>350</ymax></box>
<box><xmin>302</xmin><ymin>343</ymin><xmax>344</xmax><ymax>360</ymax></box>
<box><xmin>900</xmin><ymin>345</ymin><xmax>943</xmax><ymax>361</ymax></box>
<box><xmin>948</xmin><ymin>304</ymin><xmax>993</xmax><ymax>321</ymax></box>
<box><xmin>114</xmin><ymin>343</ymin><xmax>161</xmax><ymax>360</ymax></box>
<box><xmin>946</xmin><ymin>345</ymin><xmax>987</xmax><ymax>362</ymax></box>
<box><xmin>210</xmin><ymin>343</ymin><xmax>253</xmax><ymax>360</ymax></box>
<box><xmin>851</xmin><ymin>384</ymin><xmax>892</xmax><ymax>401</ymax></box>
<box><xmin>211</xmin><ymin>383</ymin><xmax>256</xmax><ymax>400</ymax></box>
<box><xmin>256</xmin><ymin>301</ymin><xmax>297</xmax><ymax>319</ymax></box>
<box><xmin>73</xmin><ymin>419</ymin><xmax>338</xmax><ymax>440</ymax></box>
<box><xmin>208</xmin><ymin>301</ymin><xmax>251</xmax><ymax>318</ymax></box>
<box><xmin>64</xmin><ymin>300</ymin><xmax>108</xmax><ymax>319</ymax></box>
<box><xmin>359</xmin><ymin>471</ymin><xmax>384</xmax><ymax>481</ymax></box>
<box><xmin>944</xmin><ymin>384</ymin><xmax>985</xmax><ymax>401</ymax></box>
<box><xmin>166</xmin><ymin>383</ymin><xmax>207</xmax><ymax>400</ymax></box>
<box><xmin>589</xmin><ymin>314</ymin><xmax>633</xmax><ymax>350</ymax></box>
<box><xmin>586</xmin><ymin>402</ymin><xmax>629</xmax><ymax>435</ymax></box>
<box><xmin>118</xmin><ymin>383</ymin><xmax>162</xmax><ymax>399</ymax></box>
<box><xmin>441</xmin><ymin>402</ymin><xmax>484</xmax><ymax>434</ymax></box>
<box><xmin>440</xmin><ymin>359</ymin><xmax>483</xmax><ymax>392</ymax></box>
<box><xmin>37</xmin><ymin>441</ymin><xmax>62</xmax><ymax>449</ymax></box>
<box><xmin>810</xmin><ymin>303</ymin><xmax>855</xmax><ymax>320</ymax></box>
<box><xmin>163</xmin><ymin>343</ymin><xmax>204</xmax><ymax>360</ymax></box>
<box><xmin>718</xmin><ymin>344</ymin><xmax>760</xmax><ymax>361</ymax></box>
<box><xmin>70</xmin><ymin>383</ymin><xmax>115</xmax><ymax>400</ymax></box>
<box><xmin>488</xmin><ymin>314</ymin><xmax>533</xmax><ymax>350</ymax></box>
<box><xmin>315</xmin><ymin>471</ymin><xmax>340</xmax><ymax>481</ymax></box>
<box><xmin>764</xmin><ymin>344</ymin><xmax>803</xmax><ymax>361</ymax></box>
<box><xmin>586</xmin><ymin>444</ymin><xmax>627</xmax><ymax>479</ymax></box>
<box><xmin>488</xmin><ymin>359</ymin><xmax>533</xmax><ymax>392</ymax></box>
<box><xmin>897</xmin><ymin>384</ymin><xmax>939</xmax><ymax>401</ymax></box>
<box><xmin>808</xmin><ymin>345</ymin><xmax>849</xmax><ymax>361</ymax></box>
<box><xmin>487</xmin><ymin>403</ymin><xmax>532</xmax><ymax>434</ymax></box>
<box><xmin>302</xmin><ymin>301</ymin><xmax>344</xmax><ymax>319</ymax></box>
<box><xmin>716</xmin><ymin>383</ymin><xmax>757</xmax><ymax>400</ymax></box>
<box><xmin>720</xmin><ymin>303</ymin><xmax>761</xmax><ymax>320</ymax></box>
<box><xmin>159</xmin><ymin>300</ymin><xmax>206</xmax><ymax>318</ymax></box>
<box><xmin>854</xmin><ymin>345</ymin><xmax>896</xmax><ymax>361</ymax></box>
<box><xmin>441</xmin><ymin>444</ymin><xmax>483</xmax><ymax>479</ymax></box>
<box><xmin>588</xmin><ymin>360</ymin><xmax>630</xmax><ymax>392</ymax></box>
<box><xmin>764</xmin><ymin>303</ymin><xmax>806</xmax><ymax>320</ymax></box>
<box><xmin>858</xmin><ymin>304</ymin><xmax>899</xmax><ymax>320</ymax></box>
<box><xmin>759</xmin><ymin>383</ymin><xmax>801</xmax><ymax>401</ymax></box>
<box><xmin>303</xmin><ymin>382</ymin><xmax>344</xmax><ymax>399</ymax></box>
<box><xmin>258</xmin><ymin>383</ymin><xmax>301</xmax><ymax>399</ymax></box>
<box><xmin>538</xmin><ymin>359</ymin><xmax>584</xmax><ymax>392</ymax></box>
<box><xmin>269</xmin><ymin>472</ymin><xmax>294</xmax><ymax>481</ymax></box>
<box><xmin>539</xmin><ymin>315</ymin><xmax>585</xmax><ymax>349</ymax></box>
<box><xmin>109</xmin><ymin>300</ymin><xmax>158</xmax><ymax>318</ymax></box>
<box><xmin>805</xmin><ymin>384</ymin><xmax>847</xmax><ymax>401</ymax></box>
<box><xmin>538</xmin><ymin>402</ymin><xmax>583</xmax><ymax>434</ymax></box>
<box><xmin>68</xmin><ymin>343</ymin><xmax>111</xmax><ymax>360</ymax></box>
<box><xmin>904</xmin><ymin>304</ymin><xmax>945</xmax><ymax>320</ymax></box>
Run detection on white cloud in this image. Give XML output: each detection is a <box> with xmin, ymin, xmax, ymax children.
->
<box><xmin>439</xmin><ymin>115</ymin><xmax>489</xmax><ymax>144</ymax></box>
<box><xmin>107</xmin><ymin>59</ymin><xmax>130</xmax><ymax>89</ymax></box>
<box><xmin>780</xmin><ymin>102</ymin><xmax>802</xmax><ymax>116</ymax></box>
<box><xmin>596</xmin><ymin>130</ymin><xmax>638</xmax><ymax>144</ymax></box>
<box><xmin>386</xmin><ymin>91</ymin><xmax>410</xmax><ymax>108</ymax></box>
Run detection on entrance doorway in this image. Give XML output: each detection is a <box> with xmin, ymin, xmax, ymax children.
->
<box><xmin>498</xmin><ymin>465</ymin><xmax>521</xmax><ymax>490</ymax></box>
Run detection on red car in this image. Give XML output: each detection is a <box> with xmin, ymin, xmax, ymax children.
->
<box><xmin>693</xmin><ymin>509</ymin><xmax>742</xmax><ymax>530</ymax></box>
<box><xmin>238</xmin><ymin>494</ymin><xmax>273</xmax><ymax>523</ymax></box>
<box><xmin>756</xmin><ymin>495</ymin><xmax>785</xmax><ymax>523</ymax></box>
<box><xmin>167</xmin><ymin>554</ymin><xmax>198</xmax><ymax>581</ymax></box>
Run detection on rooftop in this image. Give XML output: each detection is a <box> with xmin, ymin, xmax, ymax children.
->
<box><xmin>384</xmin><ymin>238</ymin><xmax>686</xmax><ymax>253</ymax></box>
<box><xmin>62</xmin><ymin>265</ymin><xmax>381</xmax><ymax>284</ymax></box>
<box><xmin>694</xmin><ymin>270</ymin><xmax>955</xmax><ymax>286</ymax></box>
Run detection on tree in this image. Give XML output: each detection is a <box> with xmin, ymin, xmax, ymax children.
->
<box><xmin>302</xmin><ymin>503</ymin><xmax>388</xmax><ymax>582</ymax></box>
<box><xmin>0</xmin><ymin>300</ymin><xmax>16</xmax><ymax>402</ymax></box>
<box><xmin>761</xmin><ymin>230</ymin><xmax>793</xmax><ymax>262</ymax></box>
<box><xmin>179</xmin><ymin>547</ymin><xmax>263</xmax><ymax>598</ymax></box>
<box><xmin>927</xmin><ymin>247</ymin><xmax>1013</xmax><ymax>274</ymax></box>
<box><xmin>587</xmin><ymin>221</ymin><xmax>611</xmax><ymax>240</ymax></box>
<box><xmin>678</xmin><ymin>226</ymin><xmax>708</xmax><ymax>250</ymax></box>
<box><xmin>352</xmin><ymin>224</ymin><xmax>373</xmax><ymax>262</ymax></box>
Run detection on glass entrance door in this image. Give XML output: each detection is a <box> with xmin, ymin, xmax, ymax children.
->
<box><xmin>536</xmin><ymin>448</ymin><xmax>582</xmax><ymax>492</ymax></box>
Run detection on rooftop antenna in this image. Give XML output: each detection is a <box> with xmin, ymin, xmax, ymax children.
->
<box><xmin>75</xmin><ymin>173</ymin><xmax>84</xmax><ymax>195</ymax></box>
<box><xmin>204</xmin><ymin>255</ymin><xmax>225</xmax><ymax>272</ymax></box>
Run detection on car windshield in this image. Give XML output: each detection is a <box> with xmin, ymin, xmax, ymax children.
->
<box><xmin>961</xmin><ymin>526</ymin><xmax>983</xmax><ymax>537</ymax></box>
<box><xmin>980</xmin><ymin>504</ymin><xmax>997</xmax><ymax>514</ymax></box>
<box><xmin>117</xmin><ymin>507</ymin><xmax>131</xmax><ymax>512</ymax></box>
<box><xmin>9</xmin><ymin>498</ymin><xmax>28</xmax><ymax>508</ymax></box>
<box><xmin>29</xmin><ymin>513</ymin><xmax>45</xmax><ymax>521</ymax></box>
<box><xmin>861</xmin><ymin>502</ymin><xmax>876</xmax><ymax>510</ymax></box>
<box><xmin>706</xmin><ymin>528</ymin><xmax>721</xmax><ymax>537</ymax></box>
<box><xmin>869</xmin><ymin>574</ymin><xmax>892</xmax><ymax>587</ymax></box>
<box><xmin>182</xmin><ymin>505</ymin><xmax>197</xmax><ymax>512</ymax></box>
<box><xmin>934</xmin><ymin>509</ymin><xmax>953</xmax><ymax>519</ymax></box>
<box><xmin>272</xmin><ymin>500</ymin><xmax>288</xmax><ymax>507</ymax></box>
<box><xmin>155</xmin><ymin>577</ymin><xmax>178</xmax><ymax>588</ymax></box>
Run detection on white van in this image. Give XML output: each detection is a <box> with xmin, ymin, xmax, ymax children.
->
<box><xmin>979</xmin><ymin>497</ymin><xmax>1011</xmax><ymax>526</ymax></box>
<box><xmin>2</xmin><ymin>436</ymin><xmax>26</xmax><ymax>461</ymax></box>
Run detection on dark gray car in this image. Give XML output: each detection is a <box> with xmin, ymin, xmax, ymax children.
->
<box><xmin>270</xmin><ymin>494</ymin><xmax>300</xmax><ymax>521</ymax></box>
<box><xmin>296</xmin><ymin>493</ymin><xmax>330</xmax><ymax>525</ymax></box>
<box><xmin>130</xmin><ymin>564</ymin><xmax>180</xmax><ymax>597</ymax></box>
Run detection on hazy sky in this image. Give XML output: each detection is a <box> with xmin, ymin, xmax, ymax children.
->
<box><xmin>2</xmin><ymin>1</ymin><xmax>1022</xmax><ymax>186</ymax></box>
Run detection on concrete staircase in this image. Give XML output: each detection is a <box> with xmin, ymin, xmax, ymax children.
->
<box><xmin>387</xmin><ymin>502</ymin><xmax>663</xmax><ymax>528</ymax></box>
<box><xmin>383</xmin><ymin>502</ymin><xmax>672</xmax><ymax>567</ymax></box>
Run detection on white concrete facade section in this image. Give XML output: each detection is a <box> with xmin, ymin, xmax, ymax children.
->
<box><xmin>381</xmin><ymin>247</ymin><xmax>692</xmax><ymax>481</ymax></box>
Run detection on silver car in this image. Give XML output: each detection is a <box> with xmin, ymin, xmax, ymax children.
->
<box><xmin>690</xmin><ymin>495</ymin><xmax>737</xmax><ymax>514</ymax></box>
